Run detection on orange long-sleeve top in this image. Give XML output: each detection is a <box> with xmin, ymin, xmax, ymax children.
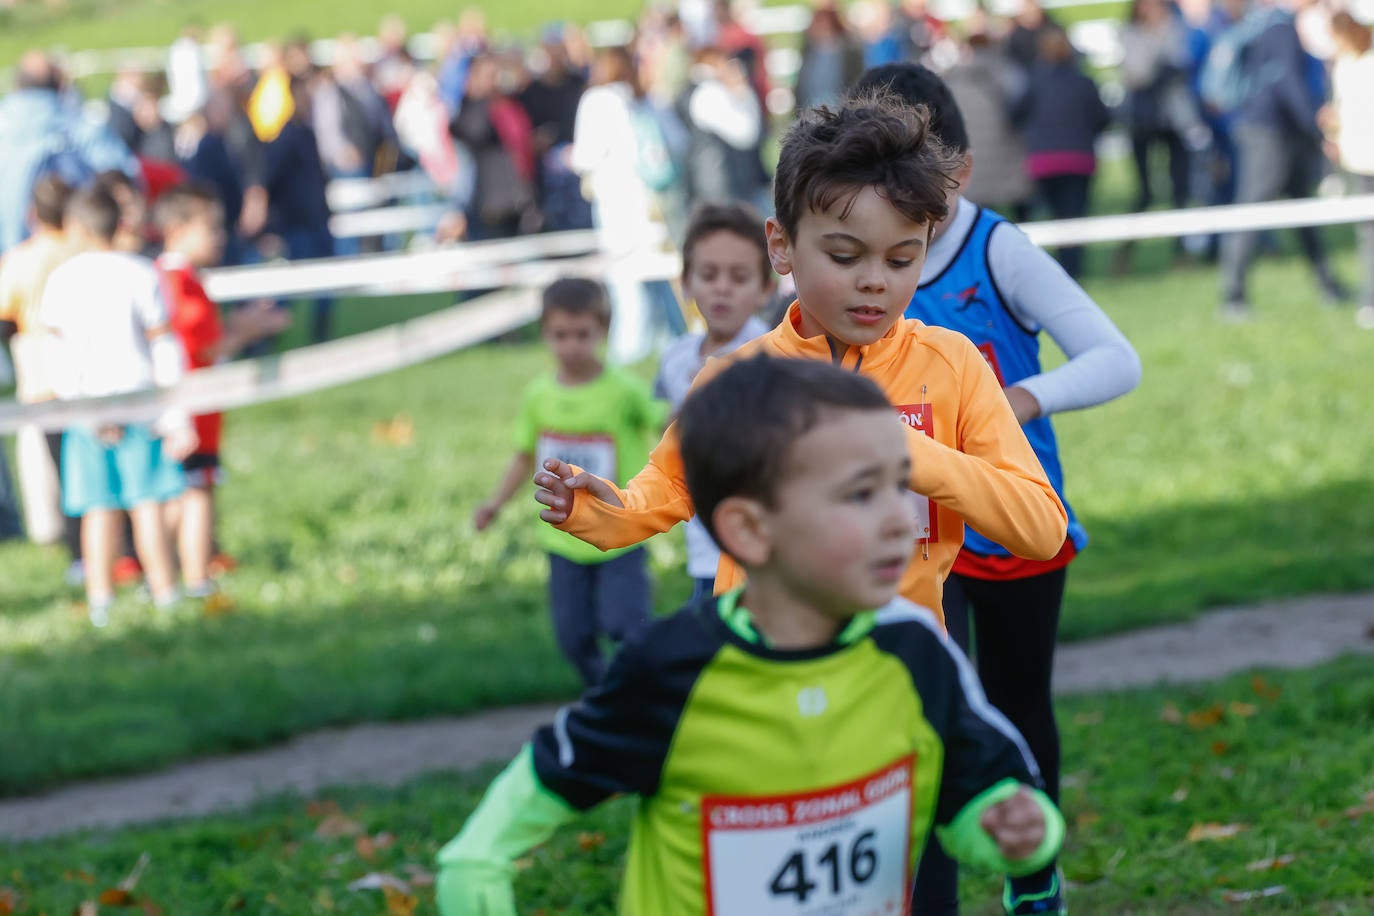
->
<box><xmin>556</xmin><ymin>303</ymin><xmax>1068</xmax><ymax>625</ymax></box>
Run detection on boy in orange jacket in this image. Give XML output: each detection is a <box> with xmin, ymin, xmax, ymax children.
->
<box><xmin>535</xmin><ymin>93</ymin><xmax>1067</xmax><ymax>624</ymax></box>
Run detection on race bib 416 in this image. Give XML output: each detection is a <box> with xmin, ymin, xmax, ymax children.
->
<box><xmin>701</xmin><ymin>757</ymin><xmax>915</xmax><ymax>916</ymax></box>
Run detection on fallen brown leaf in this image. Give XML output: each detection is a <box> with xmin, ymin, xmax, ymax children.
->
<box><xmin>315</xmin><ymin>813</ymin><xmax>365</xmax><ymax>839</ymax></box>
<box><xmin>1210</xmin><ymin>740</ymin><xmax>1231</xmax><ymax>756</ymax></box>
<box><xmin>306</xmin><ymin>800</ymin><xmax>341</xmax><ymax>818</ymax></box>
<box><xmin>1186</xmin><ymin>704</ymin><xmax>1225</xmax><ymax>729</ymax></box>
<box><xmin>1187</xmin><ymin>822</ymin><xmax>1249</xmax><ymax>842</ymax></box>
<box><xmin>1246</xmin><ymin>854</ymin><xmax>1296</xmax><ymax>872</ymax></box>
<box><xmin>1159</xmin><ymin>702</ymin><xmax>1183</xmax><ymax>724</ymax></box>
<box><xmin>345</xmin><ymin>873</ymin><xmax>410</xmax><ymax>894</ymax></box>
<box><xmin>371</xmin><ymin>415</ymin><xmax>415</xmax><ymax>447</ymax></box>
<box><xmin>0</xmin><ymin>887</ymin><xmax>17</xmax><ymax>916</ymax></box>
<box><xmin>577</xmin><ymin>831</ymin><xmax>607</xmax><ymax>851</ymax></box>
<box><xmin>202</xmin><ymin>591</ymin><xmax>236</xmax><ymax>617</ymax></box>
<box><xmin>1250</xmin><ymin>676</ymin><xmax>1282</xmax><ymax>701</ymax></box>
<box><xmin>403</xmin><ymin>865</ymin><xmax>435</xmax><ymax>887</ymax></box>
<box><xmin>1074</xmin><ymin>809</ymin><xmax>1101</xmax><ymax>830</ymax></box>
<box><xmin>1342</xmin><ymin>790</ymin><xmax>1374</xmax><ymax>819</ymax></box>
<box><xmin>97</xmin><ymin>888</ymin><xmax>137</xmax><ymax>906</ymax></box>
<box><xmin>64</xmin><ymin>871</ymin><xmax>97</xmax><ymax>885</ymax></box>
<box><xmin>355</xmin><ymin>834</ymin><xmax>378</xmax><ymax>861</ymax></box>
<box><xmin>140</xmin><ymin>900</ymin><xmax>163</xmax><ymax>916</ymax></box>
<box><xmin>1221</xmin><ymin>886</ymin><xmax>1285</xmax><ymax>903</ymax></box>
<box><xmin>383</xmin><ymin>886</ymin><xmax>417</xmax><ymax>916</ymax></box>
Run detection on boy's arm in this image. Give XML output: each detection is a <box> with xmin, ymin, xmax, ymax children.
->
<box><xmin>907</xmin><ymin>337</ymin><xmax>1067</xmax><ymax>560</ymax></box>
<box><xmin>474</xmin><ymin>452</ymin><xmax>536</xmax><ymax>530</ymax></box>
<box><xmin>436</xmin><ymin>634</ymin><xmax>682</xmax><ymax>915</ymax></box>
<box><xmin>543</xmin><ymin>422</ymin><xmax>696</xmax><ymax>551</ymax></box>
<box><xmin>436</xmin><ymin>746</ymin><xmax>577</xmax><ymax>916</ymax></box>
<box><xmin>928</xmin><ymin>633</ymin><xmax>1065</xmax><ymax>876</ymax></box>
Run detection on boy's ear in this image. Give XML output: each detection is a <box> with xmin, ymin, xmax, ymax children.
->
<box><xmin>712</xmin><ymin>496</ymin><xmax>772</xmax><ymax>568</ymax></box>
<box><xmin>956</xmin><ymin>150</ymin><xmax>974</xmax><ymax>189</ymax></box>
<box><xmin>764</xmin><ymin>217</ymin><xmax>795</xmax><ymax>278</ymax></box>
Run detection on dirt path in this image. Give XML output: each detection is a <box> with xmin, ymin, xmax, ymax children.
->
<box><xmin>3</xmin><ymin>591</ymin><xmax>1372</xmax><ymax>842</ymax></box>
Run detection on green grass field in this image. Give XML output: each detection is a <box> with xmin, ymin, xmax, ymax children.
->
<box><xmin>5</xmin><ymin>655</ymin><xmax>1372</xmax><ymax>914</ymax></box>
<box><xmin>1</xmin><ymin>240</ymin><xmax>1371</xmax><ymax>799</ymax></box>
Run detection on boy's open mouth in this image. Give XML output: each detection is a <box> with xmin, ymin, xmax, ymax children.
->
<box><xmin>847</xmin><ymin>306</ymin><xmax>887</xmax><ymax>325</ymax></box>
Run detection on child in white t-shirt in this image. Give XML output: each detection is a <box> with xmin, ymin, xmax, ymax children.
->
<box><xmin>39</xmin><ymin>185</ymin><xmax>196</xmax><ymax>626</ymax></box>
<box><xmin>654</xmin><ymin>202</ymin><xmax>775</xmax><ymax>600</ymax></box>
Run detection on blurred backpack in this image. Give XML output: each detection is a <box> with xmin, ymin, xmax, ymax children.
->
<box><xmin>31</xmin><ymin>131</ymin><xmax>97</xmax><ymax>191</ymax></box>
<box><xmin>631</xmin><ymin>101</ymin><xmax>683</xmax><ymax>193</ymax></box>
<box><xmin>1199</xmin><ymin>7</ymin><xmax>1286</xmax><ymax>114</ymax></box>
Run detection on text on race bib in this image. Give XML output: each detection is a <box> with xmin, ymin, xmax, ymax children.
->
<box><xmin>701</xmin><ymin>756</ymin><xmax>915</xmax><ymax>916</ymax></box>
<box><xmin>536</xmin><ymin>432</ymin><xmax>618</xmax><ymax>483</ymax></box>
<box><xmin>894</xmin><ymin>404</ymin><xmax>939</xmax><ymax>544</ymax></box>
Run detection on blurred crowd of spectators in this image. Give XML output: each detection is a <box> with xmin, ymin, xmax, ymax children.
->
<box><xmin>1</xmin><ymin>0</ymin><xmax>1372</xmax><ymax>542</ymax></box>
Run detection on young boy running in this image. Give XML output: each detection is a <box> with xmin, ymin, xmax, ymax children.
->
<box><xmin>853</xmin><ymin>64</ymin><xmax>1142</xmax><ymax>916</ymax></box>
<box><xmin>153</xmin><ymin>182</ymin><xmax>291</xmax><ymax>598</ymax></box>
<box><xmin>535</xmin><ymin>94</ymin><xmax>1067</xmax><ymax>623</ymax></box>
<box><xmin>436</xmin><ymin>355</ymin><xmax>1065</xmax><ymax>915</ymax></box>
<box><xmin>38</xmin><ymin>185</ymin><xmax>196</xmax><ymax>626</ymax></box>
<box><xmin>473</xmin><ymin>277</ymin><xmax>665</xmax><ymax>687</ymax></box>
<box><xmin>655</xmin><ymin>201</ymin><xmax>775</xmax><ymax>602</ymax></box>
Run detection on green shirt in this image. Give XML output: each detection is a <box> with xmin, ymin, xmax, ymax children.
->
<box><xmin>437</xmin><ymin>593</ymin><xmax>1063</xmax><ymax>915</ymax></box>
<box><xmin>515</xmin><ymin>367</ymin><xmax>665</xmax><ymax>564</ymax></box>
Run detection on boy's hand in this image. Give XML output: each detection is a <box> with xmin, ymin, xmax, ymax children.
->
<box><xmin>162</xmin><ymin>426</ymin><xmax>199</xmax><ymax>462</ymax></box>
<box><xmin>533</xmin><ymin>458</ymin><xmax>623</xmax><ymax>524</ymax></box>
<box><xmin>1003</xmin><ymin>385</ymin><xmax>1042</xmax><ymax>425</ymax></box>
<box><xmin>473</xmin><ymin>501</ymin><xmax>500</xmax><ymax>531</ymax></box>
<box><xmin>979</xmin><ymin>786</ymin><xmax>1047</xmax><ymax>862</ymax></box>
<box><xmin>436</xmin><ymin>862</ymin><xmax>516</xmax><ymax>916</ymax></box>
<box><xmin>227</xmin><ymin>300</ymin><xmax>293</xmax><ymax>341</ymax></box>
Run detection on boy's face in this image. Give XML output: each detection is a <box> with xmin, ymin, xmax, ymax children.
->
<box><xmin>682</xmin><ymin>230</ymin><xmax>774</xmax><ymax>344</ymax></box>
<box><xmin>766</xmin><ymin>186</ymin><xmax>929</xmax><ymax>346</ymax></box>
<box><xmin>169</xmin><ymin>206</ymin><xmax>227</xmax><ymax>268</ymax></box>
<box><xmin>541</xmin><ymin>309</ymin><xmax>607</xmax><ymax>375</ymax></box>
<box><xmin>751</xmin><ymin>408</ymin><xmax>915</xmax><ymax>618</ymax></box>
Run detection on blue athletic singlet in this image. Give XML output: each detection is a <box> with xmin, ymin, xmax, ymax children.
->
<box><xmin>908</xmin><ymin>207</ymin><xmax>1087</xmax><ymax>563</ymax></box>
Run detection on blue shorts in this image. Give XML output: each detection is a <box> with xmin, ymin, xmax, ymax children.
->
<box><xmin>61</xmin><ymin>425</ymin><xmax>185</xmax><ymax>516</ymax></box>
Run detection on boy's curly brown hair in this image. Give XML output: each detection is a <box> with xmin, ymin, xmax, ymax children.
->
<box><xmin>772</xmin><ymin>91</ymin><xmax>962</xmax><ymax>239</ymax></box>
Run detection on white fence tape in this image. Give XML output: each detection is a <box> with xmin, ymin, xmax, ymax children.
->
<box><xmin>204</xmin><ymin>224</ymin><xmax>669</xmax><ymax>301</ymax></box>
<box><xmin>0</xmin><ymin>288</ymin><xmax>539</xmax><ymax>435</ymax></box>
<box><xmin>5</xmin><ymin>193</ymin><xmax>1374</xmax><ymax>434</ymax></box>
<box><xmin>329</xmin><ymin>202</ymin><xmax>447</xmax><ymax>239</ymax></box>
<box><xmin>1021</xmin><ymin>193</ymin><xmax>1374</xmax><ymax>248</ymax></box>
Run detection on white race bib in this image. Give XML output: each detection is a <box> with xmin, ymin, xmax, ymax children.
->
<box><xmin>536</xmin><ymin>431</ymin><xmax>618</xmax><ymax>482</ymax></box>
<box><xmin>895</xmin><ymin>404</ymin><xmax>939</xmax><ymax>543</ymax></box>
<box><xmin>702</xmin><ymin>757</ymin><xmax>914</xmax><ymax>916</ymax></box>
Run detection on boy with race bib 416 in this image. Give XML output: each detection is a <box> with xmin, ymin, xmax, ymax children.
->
<box><xmin>436</xmin><ymin>354</ymin><xmax>1065</xmax><ymax>915</ymax></box>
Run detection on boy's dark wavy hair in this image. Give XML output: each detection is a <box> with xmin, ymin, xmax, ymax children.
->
<box><xmin>772</xmin><ymin>91</ymin><xmax>961</xmax><ymax>239</ymax></box>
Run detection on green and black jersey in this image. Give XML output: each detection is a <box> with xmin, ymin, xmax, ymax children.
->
<box><xmin>439</xmin><ymin>592</ymin><xmax>1056</xmax><ymax>915</ymax></box>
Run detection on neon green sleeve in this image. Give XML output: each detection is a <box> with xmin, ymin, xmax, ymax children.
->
<box><xmin>435</xmin><ymin>745</ymin><xmax>580</xmax><ymax>916</ymax></box>
<box><xmin>934</xmin><ymin>778</ymin><xmax>1065</xmax><ymax>878</ymax></box>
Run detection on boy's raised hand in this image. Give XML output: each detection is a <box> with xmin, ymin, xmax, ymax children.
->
<box><xmin>979</xmin><ymin>785</ymin><xmax>1047</xmax><ymax>861</ymax></box>
<box><xmin>533</xmin><ymin>458</ymin><xmax>623</xmax><ymax>524</ymax></box>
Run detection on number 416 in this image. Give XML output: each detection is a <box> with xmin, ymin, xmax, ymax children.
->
<box><xmin>768</xmin><ymin>829</ymin><xmax>878</xmax><ymax>903</ymax></box>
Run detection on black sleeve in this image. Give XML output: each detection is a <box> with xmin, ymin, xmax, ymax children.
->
<box><xmin>871</xmin><ymin>607</ymin><xmax>1042</xmax><ymax>827</ymax></box>
<box><xmin>930</xmin><ymin>642</ymin><xmax>1040</xmax><ymax>826</ymax></box>
<box><xmin>529</xmin><ymin>610</ymin><xmax>716</xmax><ymax>810</ymax></box>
